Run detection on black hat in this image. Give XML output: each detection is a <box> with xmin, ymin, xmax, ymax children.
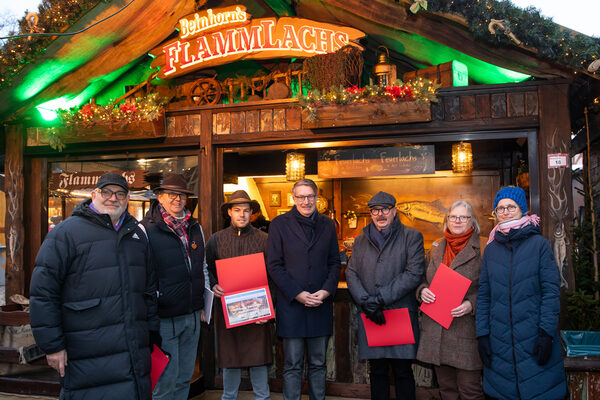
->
<box><xmin>95</xmin><ymin>173</ymin><xmax>129</xmax><ymax>192</ymax></box>
<box><xmin>221</xmin><ymin>190</ymin><xmax>260</xmax><ymax>215</ymax></box>
<box><xmin>367</xmin><ymin>191</ymin><xmax>396</xmax><ymax>208</ymax></box>
<box><xmin>155</xmin><ymin>173</ymin><xmax>194</xmax><ymax>195</ymax></box>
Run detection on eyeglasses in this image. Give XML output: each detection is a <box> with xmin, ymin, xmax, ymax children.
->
<box><xmin>495</xmin><ymin>205</ymin><xmax>518</xmax><ymax>214</ymax></box>
<box><xmin>447</xmin><ymin>215</ymin><xmax>471</xmax><ymax>223</ymax></box>
<box><xmin>294</xmin><ymin>194</ymin><xmax>316</xmax><ymax>202</ymax></box>
<box><xmin>370</xmin><ymin>207</ymin><xmax>394</xmax><ymax>216</ymax></box>
<box><xmin>164</xmin><ymin>191</ymin><xmax>187</xmax><ymax>200</ymax></box>
<box><xmin>96</xmin><ymin>188</ymin><xmax>128</xmax><ymax>200</ymax></box>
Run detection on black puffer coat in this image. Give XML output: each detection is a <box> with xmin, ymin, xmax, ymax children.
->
<box><xmin>142</xmin><ymin>201</ymin><xmax>205</xmax><ymax>317</ymax></box>
<box><xmin>30</xmin><ymin>199</ymin><xmax>159</xmax><ymax>400</ymax></box>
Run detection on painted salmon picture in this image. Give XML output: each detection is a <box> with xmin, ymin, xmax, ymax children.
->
<box><xmin>396</xmin><ymin>199</ymin><xmax>447</xmax><ymax>229</ymax></box>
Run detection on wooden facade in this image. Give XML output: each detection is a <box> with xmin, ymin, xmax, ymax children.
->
<box><xmin>2</xmin><ymin>79</ymin><xmax>576</xmax><ymax>396</ymax></box>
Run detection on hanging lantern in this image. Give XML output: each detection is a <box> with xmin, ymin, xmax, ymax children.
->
<box><xmin>373</xmin><ymin>46</ymin><xmax>397</xmax><ymax>86</ymax></box>
<box><xmin>452</xmin><ymin>142</ymin><xmax>473</xmax><ymax>173</ymax></box>
<box><xmin>286</xmin><ymin>152</ymin><xmax>305</xmax><ymax>181</ymax></box>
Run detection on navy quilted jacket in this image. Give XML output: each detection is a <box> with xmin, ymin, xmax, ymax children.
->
<box><xmin>476</xmin><ymin>223</ymin><xmax>567</xmax><ymax>400</ymax></box>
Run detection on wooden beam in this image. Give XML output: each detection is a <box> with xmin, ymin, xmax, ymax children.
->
<box><xmin>537</xmin><ymin>83</ymin><xmax>575</xmax><ymax>291</ymax></box>
<box><xmin>4</xmin><ymin>126</ymin><xmax>25</xmax><ymax>304</ymax></box>
<box><xmin>299</xmin><ymin>0</ymin><xmax>573</xmax><ymax>79</ymax></box>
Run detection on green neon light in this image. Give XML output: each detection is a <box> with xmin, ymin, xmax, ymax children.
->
<box><xmin>36</xmin><ymin>96</ymin><xmax>80</xmax><ymax>121</ymax></box>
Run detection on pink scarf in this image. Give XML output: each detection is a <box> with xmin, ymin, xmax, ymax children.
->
<box><xmin>486</xmin><ymin>214</ymin><xmax>540</xmax><ymax>245</ymax></box>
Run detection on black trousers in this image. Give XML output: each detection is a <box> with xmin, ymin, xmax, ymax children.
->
<box><xmin>369</xmin><ymin>358</ymin><xmax>416</xmax><ymax>400</ymax></box>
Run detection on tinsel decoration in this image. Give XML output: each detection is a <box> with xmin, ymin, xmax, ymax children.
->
<box><xmin>58</xmin><ymin>93</ymin><xmax>168</xmax><ymax>126</ymax></box>
<box><xmin>303</xmin><ymin>45</ymin><xmax>363</xmax><ymax>94</ymax></box>
<box><xmin>297</xmin><ymin>78</ymin><xmax>440</xmax><ymax>122</ymax></box>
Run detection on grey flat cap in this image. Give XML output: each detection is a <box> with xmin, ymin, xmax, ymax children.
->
<box><xmin>368</xmin><ymin>191</ymin><xmax>396</xmax><ymax>208</ymax></box>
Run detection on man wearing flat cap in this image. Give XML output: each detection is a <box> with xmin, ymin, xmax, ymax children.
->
<box><xmin>142</xmin><ymin>173</ymin><xmax>206</xmax><ymax>400</ymax></box>
<box><xmin>206</xmin><ymin>190</ymin><xmax>273</xmax><ymax>400</ymax></box>
<box><xmin>30</xmin><ymin>172</ymin><xmax>159</xmax><ymax>400</ymax></box>
<box><xmin>346</xmin><ymin>191</ymin><xmax>425</xmax><ymax>400</ymax></box>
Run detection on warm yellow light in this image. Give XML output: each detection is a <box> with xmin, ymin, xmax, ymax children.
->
<box><xmin>286</xmin><ymin>152</ymin><xmax>305</xmax><ymax>181</ymax></box>
<box><xmin>452</xmin><ymin>142</ymin><xmax>473</xmax><ymax>173</ymax></box>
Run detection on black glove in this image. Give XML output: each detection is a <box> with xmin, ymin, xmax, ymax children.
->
<box><xmin>366</xmin><ymin>308</ymin><xmax>386</xmax><ymax>325</ymax></box>
<box><xmin>478</xmin><ymin>335</ymin><xmax>491</xmax><ymax>368</ymax></box>
<box><xmin>533</xmin><ymin>328</ymin><xmax>553</xmax><ymax>365</ymax></box>
<box><xmin>361</xmin><ymin>293</ymin><xmax>384</xmax><ymax>315</ymax></box>
<box><xmin>149</xmin><ymin>330</ymin><xmax>162</xmax><ymax>349</ymax></box>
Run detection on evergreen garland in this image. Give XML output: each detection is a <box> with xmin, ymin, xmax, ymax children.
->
<box><xmin>425</xmin><ymin>0</ymin><xmax>599</xmax><ymax>73</ymax></box>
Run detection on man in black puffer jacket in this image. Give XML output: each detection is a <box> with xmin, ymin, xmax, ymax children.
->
<box><xmin>142</xmin><ymin>173</ymin><xmax>205</xmax><ymax>400</ymax></box>
<box><xmin>30</xmin><ymin>172</ymin><xmax>160</xmax><ymax>400</ymax></box>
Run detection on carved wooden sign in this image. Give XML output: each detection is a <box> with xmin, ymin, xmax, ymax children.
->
<box><xmin>49</xmin><ymin>170</ymin><xmax>148</xmax><ymax>191</ymax></box>
<box><xmin>318</xmin><ymin>146</ymin><xmax>435</xmax><ymax>178</ymax></box>
<box><xmin>150</xmin><ymin>5</ymin><xmax>365</xmax><ymax>79</ymax></box>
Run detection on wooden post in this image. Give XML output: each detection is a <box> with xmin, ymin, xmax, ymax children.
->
<box><xmin>537</xmin><ymin>83</ymin><xmax>575</xmax><ymax>290</ymax></box>
<box><xmin>4</xmin><ymin>126</ymin><xmax>25</xmax><ymax>303</ymax></box>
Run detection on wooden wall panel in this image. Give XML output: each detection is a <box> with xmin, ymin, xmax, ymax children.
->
<box><xmin>260</xmin><ymin>109</ymin><xmax>273</xmax><ymax>132</ymax></box>
<box><xmin>213</xmin><ymin>112</ymin><xmax>231</xmax><ymax>135</ymax></box>
<box><xmin>526</xmin><ymin>91</ymin><xmax>539</xmax><ymax>116</ymax></box>
<box><xmin>443</xmin><ymin>97</ymin><xmax>460</xmax><ymax>121</ymax></box>
<box><xmin>286</xmin><ymin>107</ymin><xmax>302</xmax><ymax>130</ymax></box>
<box><xmin>507</xmin><ymin>92</ymin><xmax>525</xmax><ymax>117</ymax></box>
<box><xmin>273</xmin><ymin>109</ymin><xmax>286</xmax><ymax>131</ymax></box>
<box><xmin>189</xmin><ymin>114</ymin><xmax>202</xmax><ymax>136</ymax></box>
<box><xmin>491</xmin><ymin>93</ymin><xmax>507</xmax><ymax>118</ymax></box>
<box><xmin>431</xmin><ymin>100</ymin><xmax>444</xmax><ymax>121</ymax></box>
<box><xmin>4</xmin><ymin>126</ymin><xmax>24</xmax><ymax>303</ymax></box>
<box><xmin>230</xmin><ymin>112</ymin><xmax>246</xmax><ymax>134</ymax></box>
<box><xmin>246</xmin><ymin>111</ymin><xmax>260</xmax><ymax>133</ymax></box>
<box><xmin>475</xmin><ymin>94</ymin><xmax>491</xmax><ymax>118</ymax></box>
<box><xmin>459</xmin><ymin>96</ymin><xmax>476</xmax><ymax>120</ymax></box>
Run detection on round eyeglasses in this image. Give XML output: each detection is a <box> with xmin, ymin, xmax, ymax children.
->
<box><xmin>370</xmin><ymin>207</ymin><xmax>393</xmax><ymax>216</ymax></box>
<box><xmin>495</xmin><ymin>205</ymin><xmax>518</xmax><ymax>214</ymax></box>
<box><xmin>96</xmin><ymin>188</ymin><xmax>128</xmax><ymax>200</ymax></box>
<box><xmin>447</xmin><ymin>215</ymin><xmax>471</xmax><ymax>223</ymax></box>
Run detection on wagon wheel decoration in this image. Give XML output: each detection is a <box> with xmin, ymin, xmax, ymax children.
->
<box><xmin>188</xmin><ymin>77</ymin><xmax>222</xmax><ymax>106</ymax></box>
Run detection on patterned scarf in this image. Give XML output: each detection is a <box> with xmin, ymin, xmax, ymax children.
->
<box><xmin>487</xmin><ymin>214</ymin><xmax>540</xmax><ymax>245</ymax></box>
<box><xmin>159</xmin><ymin>203</ymin><xmax>191</xmax><ymax>254</ymax></box>
<box><xmin>443</xmin><ymin>227</ymin><xmax>474</xmax><ymax>266</ymax></box>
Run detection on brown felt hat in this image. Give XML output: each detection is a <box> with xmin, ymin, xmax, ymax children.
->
<box><xmin>155</xmin><ymin>173</ymin><xmax>194</xmax><ymax>195</ymax></box>
<box><xmin>221</xmin><ymin>190</ymin><xmax>260</xmax><ymax>215</ymax></box>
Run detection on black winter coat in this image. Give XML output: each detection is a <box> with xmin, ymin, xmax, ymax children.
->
<box><xmin>142</xmin><ymin>201</ymin><xmax>205</xmax><ymax>318</ymax></box>
<box><xmin>267</xmin><ymin>207</ymin><xmax>341</xmax><ymax>338</ymax></box>
<box><xmin>30</xmin><ymin>199</ymin><xmax>159</xmax><ymax>400</ymax></box>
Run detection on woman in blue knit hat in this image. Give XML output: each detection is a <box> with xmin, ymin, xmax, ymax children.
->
<box><xmin>475</xmin><ymin>186</ymin><xmax>567</xmax><ymax>400</ymax></box>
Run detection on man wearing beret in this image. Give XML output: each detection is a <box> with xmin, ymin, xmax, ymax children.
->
<box><xmin>30</xmin><ymin>172</ymin><xmax>159</xmax><ymax>400</ymax></box>
<box><xmin>346</xmin><ymin>191</ymin><xmax>425</xmax><ymax>400</ymax></box>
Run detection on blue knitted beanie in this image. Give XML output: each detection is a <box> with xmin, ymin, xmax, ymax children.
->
<box><xmin>493</xmin><ymin>186</ymin><xmax>527</xmax><ymax>214</ymax></box>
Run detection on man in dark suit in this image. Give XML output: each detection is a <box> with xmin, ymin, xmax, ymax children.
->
<box><xmin>267</xmin><ymin>179</ymin><xmax>341</xmax><ymax>400</ymax></box>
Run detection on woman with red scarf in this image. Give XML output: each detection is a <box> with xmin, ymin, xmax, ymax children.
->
<box><xmin>416</xmin><ymin>200</ymin><xmax>485</xmax><ymax>400</ymax></box>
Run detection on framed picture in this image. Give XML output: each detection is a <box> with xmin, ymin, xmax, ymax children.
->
<box><xmin>277</xmin><ymin>208</ymin><xmax>290</xmax><ymax>215</ymax></box>
<box><xmin>270</xmin><ymin>191</ymin><xmax>281</xmax><ymax>206</ymax></box>
<box><xmin>287</xmin><ymin>193</ymin><xmax>295</xmax><ymax>206</ymax></box>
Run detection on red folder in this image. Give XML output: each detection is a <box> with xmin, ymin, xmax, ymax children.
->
<box><xmin>360</xmin><ymin>308</ymin><xmax>415</xmax><ymax>347</ymax></box>
<box><xmin>419</xmin><ymin>263</ymin><xmax>472</xmax><ymax>329</ymax></box>
<box><xmin>216</xmin><ymin>252</ymin><xmax>275</xmax><ymax>329</ymax></box>
<box><xmin>151</xmin><ymin>345</ymin><xmax>169</xmax><ymax>390</ymax></box>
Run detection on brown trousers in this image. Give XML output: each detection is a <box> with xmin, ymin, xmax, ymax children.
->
<box><xmin>435</xmin><ymin>365</ymin><xmax>485</xmax><ymax>400</ymax></box>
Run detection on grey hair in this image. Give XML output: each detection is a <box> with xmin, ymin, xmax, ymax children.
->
<box><xmin>444</xmin><ymin>200</ymin><xmax>480</xmax><ymax>234</ymax></box>
<box><xmin>292</xmin><ymin>179</ymin><xmax>318</xmax><ymax>195</ymax></box>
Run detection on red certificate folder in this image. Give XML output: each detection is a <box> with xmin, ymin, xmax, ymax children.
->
<box><xmin>151</xmin><ymin>345</ymin><xmax>169</xmax><ymax>390</ymax></box>
<box><xmin>360</xmin><ymin>308</ymin><xmax>415</xmax><ymax>347</ymax></box>
<box><xmin>216</xmin><ymin>252</ymin><xmax>275</xmax><ymax>329</ymax></box>
<box><xmin>419</xmin><ymin>263</ymin><xmax>472</xmax><ymax>329</ymax></box>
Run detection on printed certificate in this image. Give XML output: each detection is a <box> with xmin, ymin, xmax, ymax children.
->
<box><xmin>222</xmin><ymin>287</ymin><xmax>274</xmax><ymax>328</ymax></box>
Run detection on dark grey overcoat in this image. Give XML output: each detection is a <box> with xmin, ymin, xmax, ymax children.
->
<box><xmin>416</xmin><ymin>233</ymin><xmax>483</xmax><ymax>370</ymax></box>
<box><xmin>346</xmin><ymin>216</ymin><xmax>425</xmax><ymax>360</ymax></box>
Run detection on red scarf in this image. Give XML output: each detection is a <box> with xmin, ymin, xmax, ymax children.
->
<box><xmin>443</xmin><ymin>227</ymin><xmax>474</xmax><ymax>267</ymax></box>
<box><xmin>160</xmin><ymin>203</ymin><xmax>191</xmax><ymax>255</ymax></box>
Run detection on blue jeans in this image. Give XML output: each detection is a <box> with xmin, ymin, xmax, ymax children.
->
<box><xmin>282</xmin><ymin>336</ymin><xmax>329</xmax><ymax>400</ymax></box>
<box><xmin>222</xmin><ymin>366</ymin><xmax>270</xmax><ymax>400</ymax></box>
<box><xmin>153</xmin><ymin>311</ymin><xmax>201</xmax><ymax>400</ymax></box>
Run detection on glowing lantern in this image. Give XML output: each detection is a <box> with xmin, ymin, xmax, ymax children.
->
<box><xmin>452</xmin><ymin>142</ymin><xmax>473</xmax><ymax>173</ymax></box>
<box><xmin>286</xmin><ymin>152</ymin><xmax>305</xmax><ymax>181</ymax></box>
<box><xmin>373</xmin><ymin>46</ymin><xmax>397</xmax><ymax>86</ymax></box>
